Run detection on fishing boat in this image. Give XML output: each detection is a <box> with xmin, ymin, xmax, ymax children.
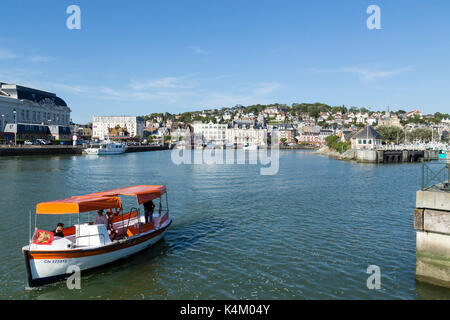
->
<box><xmin>85</xmin><ymin>140</ymin><xmax>127</xmax><ymax>155</ymax></box>
<box><xmin>22</xmin><ymin>185</ymin><xmax>172</xmax><ymax>287</ymax></box>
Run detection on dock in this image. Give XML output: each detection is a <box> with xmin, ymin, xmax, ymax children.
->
<box><xmin>356</xmin><ymin>148</ymin><xmax>439</xmax><ymax>163</ymax></box>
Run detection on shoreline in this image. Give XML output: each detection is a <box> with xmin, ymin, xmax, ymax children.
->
<box><xmin>0</xmin><ymin>145</ymin><xmax>168</xmax><ymax>157</ymax></box>
<box><xmin>314</xmin><ymin>146</ymin><xmax>354</xmax><ymax>160</ymax></box>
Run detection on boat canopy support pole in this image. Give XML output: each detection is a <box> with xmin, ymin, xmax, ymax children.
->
<box><xmin>165</xmin><ymin>192</ymin><xmax>169</xmax><ymax>214</ymax></box>
<box><xmin>29</xmin><ymin>210</ymin><xmax>31</xmax><ymax>244</ymax></box>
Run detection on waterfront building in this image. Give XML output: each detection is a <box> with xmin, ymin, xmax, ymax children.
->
<box><xmin>72</xmin><ymin>124</ymin><xmax>92</xmax><ymax>140</ymax></box>
<box><xmin>350</xmin><ymin>126</ymin><xmax>383</xmax><ymax>150</ymax></box>
<box><xmin>192</xmin><ymin>121</ymin><xmax>227</xmax><ymax>143</ymax></box>
<box><xmin>170</xmin><ymin>125</ymin><xmax>192</xmax><ymax>142</ymax></box>
<box><xmin>297</xmin><ymin>129</ymin><xmax>334</xmax><ymax>146</ymax></box>
<box><xmin>0</xmin><ymin>82</ymin><xmax>71</xmax><ymax>142</ymax></box>
<box><xmin>92</xmin><ymin>116</ymin><xmax>145</xmax><ymax>140</ymax></box>
<box><xmin>226</xmin><ymin>120</ymin><xmax>267</xmax><ymax>146</ymax></box>
<box><xmin>269</xmin><ymin>123</ymin><xmax>296</xmax><ymax>144</ymax></box>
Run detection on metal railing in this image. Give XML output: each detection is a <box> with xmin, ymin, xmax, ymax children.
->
<box><xmin>421</xmin><ymin>159</ymin><xmax>450</xmax><ymax>191</ymax></box>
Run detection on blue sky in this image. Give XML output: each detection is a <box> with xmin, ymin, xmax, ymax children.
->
<box><xmin>0</xmin><ymin>0</ymin><xmax>449</xmax><ymax>123</ymax></box>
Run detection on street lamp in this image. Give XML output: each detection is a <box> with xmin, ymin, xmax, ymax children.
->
<box><xmin>48</xmin><ymin>119</ymin><xmax>52</xmax><ymax>141</ymax></box>
<box><xmin>1</xmin><ymin>114</ymin><xmax>4</xmax><ymax>145</ymax></box>
<box><xmin>13</xmin><ymin>109</ymin><xmax>17</xmax><ymax>146</ymax></box>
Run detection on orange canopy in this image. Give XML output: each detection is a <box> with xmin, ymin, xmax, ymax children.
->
<box><xmin>35</xmin><ymin>185</ymin><xmax>166</xmax><ymax>214</ymax></box>
<box><xmin>89</xmin><ymin>185</ymin><xmax>167</xmax><ymax>204</ymax></box>
<box><xmin>36</xmin><ymin>195</ymin><xmax>122</xmax><ymax>215</ymax></box>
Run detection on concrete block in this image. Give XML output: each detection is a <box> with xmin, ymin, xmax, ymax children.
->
<box><xmin>414</xmin><ymin>209</ymin><xmax>424</xmax><ymax>231</ymax></box>
<box><xmin>416</xmin><ymin>190</ymin><xmax>450</xmax><ymax>211</ymax></box>
<box><xmin>423</xmin><ymin>209</ymin><xmax>450</xmax><ymax>234</ymax></box>
<box><xmin>356</xmin><ymin>150</ymin><xmax>377</xmax><ymax>162</ymax></box>
<box><xmin>416</xmin><ymin>231</ymin><xmax>450</xmax><ymax>288</ymax></box>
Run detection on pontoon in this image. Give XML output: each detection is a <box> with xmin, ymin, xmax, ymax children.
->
<box><xmin>22</xmin><ymin>185</ymin><xmax>172</xmax><ymax>287</ymax></box>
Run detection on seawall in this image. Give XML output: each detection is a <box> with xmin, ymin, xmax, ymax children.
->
<box><xmin>0</xmin><ymin>145</ymin><xmax>168</xmax><ymax>157</ymax></box>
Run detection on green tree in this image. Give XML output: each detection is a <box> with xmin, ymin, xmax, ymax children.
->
<box><xmin>325</xmin><ymin>135</ymin><xmax>351</xmax><ymax>154</ymax></box>
<box><xmin>376</xmin><ymin>126</ymin><xmax>405</xmax><ymax>144</ymax></box>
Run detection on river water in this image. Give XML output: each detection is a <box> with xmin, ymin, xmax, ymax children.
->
<box><xmin>1</xmin><ymin>150</ymin><xmax>450</xmax><ymax>299</ymax></box>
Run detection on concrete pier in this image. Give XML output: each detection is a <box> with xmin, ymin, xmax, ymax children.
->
<box><xmin>355</xmin><ymin>149</ymin><xmax>439</xmax><ymax>163</ymax></box>
<box><xmin>414</xmin><ymin>182</ymin><xmax>450</xmax><ymax>288</ymax></box>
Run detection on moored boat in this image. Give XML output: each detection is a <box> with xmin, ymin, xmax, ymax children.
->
<box><xmin>22</xmin><ymin>185</ymin><xmax>172</xmax><ymax>287</ymax></box>
<box><xmin>85</xmin><ymin>140</ymin><xmax>127</xmax><ymax>155</ymax></box>
<box><xmin>243</xmin><ymin>142</ymin><xmax>258</xmax><ymax>151</ymax></box>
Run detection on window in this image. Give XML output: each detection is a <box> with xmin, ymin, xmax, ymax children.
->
<box><xmin>363</xmin><ymin>140</ymin><xmax>366</xmax><ymax>144</ymax></box>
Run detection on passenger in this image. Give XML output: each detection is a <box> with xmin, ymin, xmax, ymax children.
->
<box><xmin>52</xmin><ymin>222</ymin><xmax>65</xmax><ymax>238</ymax></box>
<box><xmin>94</xmin><ymin>209</ymin><xmax>108</xmax><ymax>226</ymax></box>
<box><xmin>106</xmin><ymin>211</ymin><xmax>119</xmax><ymax>241</ymax></box>
<box><xmin>143</xmin><ymin>200</ymin><xmax>155</xmax><ymax>224</ymax></box>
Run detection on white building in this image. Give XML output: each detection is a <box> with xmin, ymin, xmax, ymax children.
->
<box><xmin>192</xmin><ymin>120</ymin><xmax>267</xmax><ymax>146</ymax></box>
<box><xmin>192</xmin><ymin>121</ymin><xmax>227</xmax><ymax>143</ymax></box>
<box><xmin>226</xmin><ymin>121</ymin><xmax>267</xmax><ymax>146</ymax></box>
<box><xmin>92</xmin><ymin>116</ymin><xmax>145</xmax><ymax>140</ymax></box>
<box><xmin>0</xmin><ymin>82</ymin><xmax>71</xmax><ymax>141</ymax></box>
<box><xmin>350</xmin><ymin>126</ymin><xmax>383</xmax><ymax>150</ymax></box>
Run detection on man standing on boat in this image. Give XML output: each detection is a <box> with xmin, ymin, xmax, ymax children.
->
<box><xmin>144</xmin><ymin>200</ymin><xmax>155</xmax><ymax>224</ymax></box>
<box><xmin>94</xmin><ymin>210</ymin><xmax>108</xmax><ymax>225</ymax></box>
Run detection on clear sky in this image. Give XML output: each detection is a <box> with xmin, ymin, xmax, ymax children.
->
<box><xmin>0</xmin><ymin>0</ymin><xmax>449</xmax><ymax>123</ymax></box>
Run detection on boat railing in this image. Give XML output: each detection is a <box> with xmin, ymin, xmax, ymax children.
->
<box><xmin>123</xmin><ymin>207</ymin><xmax>137</xmax><ymax>238</ymax></box>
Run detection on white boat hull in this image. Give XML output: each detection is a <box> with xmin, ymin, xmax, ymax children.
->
<box><xmin>85</xmin><ymin>148</ymin><xmax>127</xmax><ymax>155</ymax></box>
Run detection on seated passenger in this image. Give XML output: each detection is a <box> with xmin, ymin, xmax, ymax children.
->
<box><xmin>94</xmin><ymin>209</ymin><xmax>108</xmax><ymax>226</ymax></box>
<box><xmin>106</xmin><ymin>211</ymin><xmax>119</xmax><ymax>240</ymax></box>
<box><xmin>52</xmin><ymin>222</ymin><xmax>65</xmax><ymax>238</ymax></box>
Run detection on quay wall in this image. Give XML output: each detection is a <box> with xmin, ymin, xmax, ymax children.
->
<box><xmin>0</xmin><ymin>145</ymin><xmax>168</xmax><ymax>157</ymax></box>
<box><xmin>415</xmin><ymin>186</ymin><xmax>450</xmax><ymax>288</ymax></box>
<box><xmin>355</xmin><ymin>149</ymin><xmax>439</xmax><ymax>163</ymax></box>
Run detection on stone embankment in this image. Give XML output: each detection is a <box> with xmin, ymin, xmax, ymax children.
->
<box><xmin>0</xmin><ymin>145</ymin><xmax>168</xmax><ymax>157</ymax></box>
<box><xmin>315</xmin><ymin>146</ymin><xmax>356</xmax><ymax>160</ymax></box>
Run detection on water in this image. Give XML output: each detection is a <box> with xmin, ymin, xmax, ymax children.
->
<box><xmin>1</xmin><ymin>150</ymin><xmax>450</xmax><ymax>299</ymax></box>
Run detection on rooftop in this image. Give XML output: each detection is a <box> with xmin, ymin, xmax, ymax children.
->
<box><xmin>0</xmin><ymin>82</ymin><xmax>68</xmax><ymax>107</ymax></box>
<box><xmin>353</xmin><ymin>126</ymin><xmax>383</xmax><ymax>140</ymax></box>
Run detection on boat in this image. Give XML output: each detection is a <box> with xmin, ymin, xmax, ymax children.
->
<box><xmin>243</xmin><ymin>142</ymin><xmax>258</xmax><ymax>151</ymax></box>
<box><xmin>85</xmin><ymin>140</ymin><xmax>127</xmax><ymax>155</ymax></box>
<box><xmin>22</xmin><ymin>185</ymin><xmax>172</xmax><ymax>287</ymax></box>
